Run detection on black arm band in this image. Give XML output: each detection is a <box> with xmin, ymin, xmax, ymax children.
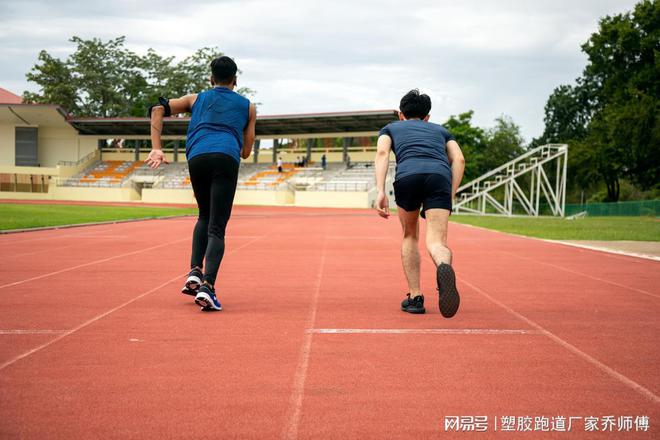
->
<box><xmin>147</xmin><ymin>97</ymin><xmax>172</xmax><ymax>118</ymax></box>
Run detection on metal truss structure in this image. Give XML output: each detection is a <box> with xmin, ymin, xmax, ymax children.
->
<box><xmin>454</xmin><ymin>144</ymin><xmax>568</xmax><ymax>217</ymax></box>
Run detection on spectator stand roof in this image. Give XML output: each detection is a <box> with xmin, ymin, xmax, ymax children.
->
<box><xmin>68</xmin><ymin>109</ymin><xmax>399</xmax><ymax>138</ymax></box>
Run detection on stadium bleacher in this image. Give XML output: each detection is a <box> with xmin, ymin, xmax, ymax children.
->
<box><xmin>57</xmin><ymin>159</ymin><xmax>388</xmax><ymax>193</ymax></box>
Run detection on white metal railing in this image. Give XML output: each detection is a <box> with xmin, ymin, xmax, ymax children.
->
<box><xmin>57</xmin><ymin>150</ymin><xmax>98</xmax><ymax>167</ymax></box>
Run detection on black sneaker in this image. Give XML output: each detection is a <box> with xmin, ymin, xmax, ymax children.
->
<box><xmin>401</xmin><ymin>293</ymin><xmax>425</xmax><ymax>314</ymax></box>
<box><xmin>181</xmin><ymin>268</ymin><xmax>203</xmax><ymax>296</ymax></box>
<box><xmin>437</xmin><ymin>263</ymin><xmax>460</xmax><ymax>318</ymax></box>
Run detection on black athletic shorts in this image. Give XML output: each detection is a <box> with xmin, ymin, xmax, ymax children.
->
<box><xmin>393</xmin><ymin>173</ymin><xmax>452</xmax><ymax>217</ymax></box>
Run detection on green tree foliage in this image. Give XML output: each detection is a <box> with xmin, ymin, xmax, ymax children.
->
<box><xmin>442</xmin><ymin>111</ymin><xmax>526</xmax><ymax>182</ymax></box>
<box><xmin>536</xmin><ymin>0</ymin><xmax>659</xmax><ymax>201</ymax></box>
<box><xmin>23</xmin><ymin>36</ymin><xmax>256</xmax><ymax>117</ymax></box>
<box><xmin>483</xmin><ymin>115</ymin><xmax>526</xmax><ymax>172</ymax></box>
<box><xmin>442</xmin><ymin>111</ymin><xmax>487</xmax><ymax>181</ymax></box>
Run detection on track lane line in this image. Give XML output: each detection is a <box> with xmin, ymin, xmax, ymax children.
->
<box><xmin>460</xmin><ymin>277</ymin><xmax>660</xmax><ymax>404</ymax></box>
<box><xmin>0</xmin><ymin>330</ymin><xmax>68</xmax><ymax>335</ymax></box>
<box><xmin>0</xmin><ymin>234</ymin><xmax>265</xmax><ymax>371</ymax></box>
<box><xmin>501</xmin><ymin>251</ymin><xmax>660</xmax><ymax>300</ymax></box>
<box><xmin>0</xmin><ymin>274</ymin><xmax>183</xmax><ymax>371</ymax></box>
<box><xmin>453</xmin><ymin>221</ymin><xmax>655</xmax><ymax>264</ymax></box>
<box><xmin>309</xmin><ymin>328</ymin><xmax>540</xmax><ymax>335</ymax></box>
<box><xmin>282</xmin><ymin>236</ymin><xmax>328</xmax><ymax>440</ymax></box>
<box><xmin>0</xmin><ymin>237</ymin><xmax>189</xmax><ymax>290</ymax></box>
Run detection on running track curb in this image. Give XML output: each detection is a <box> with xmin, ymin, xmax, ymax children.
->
<box><xmin>451</xmin><ymin>221</ymin><xmax>660</xmax><ymax>262</ymax></box>
<box><xmin>0</xmin><ymin>214</ymin><xmax>195</xmax><ymax>235</ymax></box>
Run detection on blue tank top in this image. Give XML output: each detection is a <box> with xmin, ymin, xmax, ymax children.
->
<box><xmin>186</xmin><ymin>87</ymin><xmax>250</xmax><ymax>162</ymax></box>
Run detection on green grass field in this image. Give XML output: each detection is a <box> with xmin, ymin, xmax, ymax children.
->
<box><xmin>0</xmin><ymin>203</ymin><xmax>197</xmax><ymax>231</ymax></box>
<box><xmin>450</xmin><ymin>215</ymin><xmax>660</xmax><ymax>241</ymax></box>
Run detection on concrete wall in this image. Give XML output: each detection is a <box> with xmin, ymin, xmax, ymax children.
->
<box><xmin>1</xmin><ymin>185</ymin><xmax>373</xmax><ymax>208</ymax></box>
<box><xmin>78</xmin><ymin>138</ymin><xmax>98</xmax><ymax>159</ymax></box>
<box><xmin>142</xmin><ymin>188</ymin><xmax>195</xmax><ymax>204</ymax></box>
<box><xmin>295</xmin><ymin>191</ymin><xmax>370</xmax><ymax>208</ymax></box>
<box><xmin>37</xmin><ymin>126</ymin><xmax>80</xmax><ymax>167</ymax></box>
<box><xmin>48</xmin><ymin>186</ymin><xmax>141</xmax><ymax>202</ymax></box>
<box><xmin>1</xmin><ymin>122</ymin><xmax>85</xmax><ymax>168</ymax></box>
<box><xmin>0</xmin><ymin>123</ymin><xmax>15</xmax><ymax>167</ymax></box>
<box><xmin>234</xmin><ymin>190</ymin><xmax>294</xmax><ymax>206</ymax></box>
<box><xmin>0</xmin><ymin>191</ymin><xmax>52</xmax><ymax>200</ymax></box>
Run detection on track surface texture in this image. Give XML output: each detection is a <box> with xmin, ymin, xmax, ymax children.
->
<box><xmin>0</xmin><ymin>206</ymin><xmax>658</xmax><ymax>439</ymax></box>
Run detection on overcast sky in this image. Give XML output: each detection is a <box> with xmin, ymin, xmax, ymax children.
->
<box><xmin>0</xmin><ymin>0</ymin><xmax>638</xmax><ymax>141</ymax></box>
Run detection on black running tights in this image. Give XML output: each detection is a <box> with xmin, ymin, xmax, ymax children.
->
<box><xmin>188</xmin><ymin>152</ymin><xmax>239</xmax><ymax>286</ymax></box>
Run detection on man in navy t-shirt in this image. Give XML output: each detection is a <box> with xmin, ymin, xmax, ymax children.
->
<box><xmin>374</xmin><ymin>89</ymin><xmax>465</xmax><ymax>317</ymax></box>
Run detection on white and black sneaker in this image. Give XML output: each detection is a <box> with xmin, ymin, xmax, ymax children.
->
<box><xmin>181</xmin><ymin>268</ymin><xmax>203</xmax><ymax>296</ymax></box>
<box><xmin>195</xmin><ymin>284</ymin><xmax>222</xmax><ymax>311</ymax></box>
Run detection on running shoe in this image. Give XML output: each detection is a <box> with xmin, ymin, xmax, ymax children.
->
<box><xmin>194</xmin><ymin>284</ymin><xmax>222</xmax><ymax>311</ymax></box>
<box><xmin>181</xmin><ymin>268</ymin><xmax>203</xmax><ymax>296</ymax></box>
<box><xmin>437</xmin><ymin>263</ymin><xmax>460</xmax><ymax>318</ymax></box>
<box><xmin>401</xmin><ymin>293</ymin><xmax>425</xmax><ymax>314</ymax></box>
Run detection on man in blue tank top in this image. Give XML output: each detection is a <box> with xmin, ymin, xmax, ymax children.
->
<box><xmin>374</xmin><ymin>89</ymin><xmax>465</xmax><ymax>317</ymax></box>
<box><xmin>146</xmin><ymin>56</ymin><xmax>257</xmax><ymax>312</ymax></box>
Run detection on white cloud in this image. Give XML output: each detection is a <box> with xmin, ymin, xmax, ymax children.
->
<box><xmin>0</xmin><ymin>0</ymin><xmax>640</xmax><ymax>140</ymax></box>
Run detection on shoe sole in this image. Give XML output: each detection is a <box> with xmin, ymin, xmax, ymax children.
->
<box><xmin>181</xmin><ymin>276</ymin><xmax>201</xmax><ymax>296</ymax></box>
<box><xmin>401</xmin><ymin>306</ymin><xmax>426</xmax><ymax>314</ymax></box>
<box><xmin>437</xmin><ymin>264</ymin><xmax>460</xmax><ymax>318</ymax></box>
<box><xmin>194</xmin><ymin>291</ymin><xmax>222</xmax><ymax>311</ymax></box>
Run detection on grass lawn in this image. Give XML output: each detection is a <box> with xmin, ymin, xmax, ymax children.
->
<box><xmin>450</xmin><ymin>215</ymin><xmax>660</xmax><ymax>241</ymax></box>
<box><xmin>0</xmin><ymin>203</ymin><xmax>197</xmax><ymax>231</ymax></box>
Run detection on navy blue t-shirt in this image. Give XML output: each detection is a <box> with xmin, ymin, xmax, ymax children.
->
<box><xmin>379</xmin><ymin>120</ymin><xmax>455</xmax><ymax>181</ymax></box>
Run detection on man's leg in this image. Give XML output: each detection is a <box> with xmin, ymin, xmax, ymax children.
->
<box><xmin>424</xmin><ymin>208</ymin><xmax>452</xmax><ymax>266</ymax></box>
<box><xmin>397</xmin><ymin>207</ymin><xmax>421</xmax><ymax>295</ymax></box>
<box><xmin>202</xmin><ymin>155</ymin><xmax>239</xmax><ymax>287</ymax></box>
<box><xmin>425</xmin><ymin>208</ymin><xmax>460</xmax><ymax>318</ymax></box>
<box><xmin>188</xmin><ymin>157</ymin><xmax>211</xmax><ymax>271</ymax></box>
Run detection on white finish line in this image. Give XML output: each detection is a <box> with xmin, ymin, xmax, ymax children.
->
<box><xmin>309</xmin><ymin>328</ymin><xmax>540</xmax><ymax>335</ymax></box>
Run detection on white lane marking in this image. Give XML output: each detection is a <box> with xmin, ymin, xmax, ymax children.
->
<box><xmin>0</xmin><ymin>330</ymin><xmax>68</xmax><ymax>335</ymax></box>
<box><xmin>453</xmin><ymin>221</ymin><xmax>655</xmax><ymax>263</ymax></box>
<box><xmin>0</xmin><ymin>274</ymin><xmax>183</xmax><ymax>371</ymax></box>
<box><xmin>309</xmin><ymin>328</ymin><xmax>540</xmax><ymax>335</ymax></box>
<box><xmin>461</xmin><ymin>277</ymin><xmax>660</xmax><ymax>404</ymax></box>
<box><xmin>550</xmin><ymin>240</ymin><xmax>660</xmax><ymax>262</ymax></box>
<box><xmin>501</xmin><ymin>251</ymin><xmax>660</xmax><ymax>300</ymax></box>
<box><xmin>282</xmin><ymin>238</ymin><xmax>328</xmax><ymax>440</ymax></box>
<box><xmin>0</xmin><ymin>237</ymin><xmax>188</xmax><ymax>290</ymax></box>
<box><xmin>0</xmin><ymin>234</ymin><xmax>265</xmax><ymax>371</ymax></box>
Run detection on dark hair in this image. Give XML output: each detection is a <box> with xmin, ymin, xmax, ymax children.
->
<box><xmin>211</xmin><ymin>56</ymin><xmax>238</xmax><ymax>84</ymax></box>
<box><xmin>399</xmin><ymin>89</ymin><xmax>431</xmax><ymax>119</ymax></box>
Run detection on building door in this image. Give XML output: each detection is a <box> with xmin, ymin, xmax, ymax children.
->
<box><xmin>15</xmin><ymin>127</ymin><xmax>38</xmax><ymax>166</ymax></box>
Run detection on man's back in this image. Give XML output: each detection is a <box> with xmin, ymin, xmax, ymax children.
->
<box><xmin>186</xmin><ymin>87</ymin><xmax>250</xmax><ymax>162</ymax></box>
<box><xmin>379</xmin><ymin>120</ymin><xmax>454</xmax><ymax>181</ymax></box>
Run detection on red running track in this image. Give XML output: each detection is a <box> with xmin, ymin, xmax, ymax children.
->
<box><xmin>0</xmin><ymin>206</ymin><xmax>658</xmax><ymax>439</ymax></box>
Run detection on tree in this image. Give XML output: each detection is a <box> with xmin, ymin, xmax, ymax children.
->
<box><xmin>23</xmin><ymin>50</ymin><xmax>79</xmax><ymax>114</ymax></box>
<box><xmin>535</xmin><ymin>84</ymin><xmax>590</xmax><ymax>146</ymax></box>
<box><xmin>535</xmin><ymin>0</ymin><xmax>659</xmax><ymax>201</ymax></box>
<box><xmin>23</xmin><ymin>36</ymin><xmax>256</xmax><ymax>117</ymax></box>
<box><xmin>442</xmin><ymin>111</ymin><xmax>487</xmax><ymax>181</ymax></box>
<box><xmin>483</xmin><ymin>115</ymin><xmax>526</xmax><ymax>172</ymax></box>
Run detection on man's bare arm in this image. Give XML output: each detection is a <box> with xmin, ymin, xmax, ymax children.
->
<box><xmin>374</xmin><ymin>134</ymin><xmax>392</xmax><ymax>217</ymax></box>
<box><xmin>241</xmin><ymin>103</ymin><xmax>257</xmax><ymax>159</ymax></box>
<box><xmin>146</xmin><ymin>94</ymin><xmax>196</xmax><ymax>168</ymax></box>
<box><xmin>446</xmin><ymin>140</ymin><xmax>465</xmax><ymax>199</ymax></box>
